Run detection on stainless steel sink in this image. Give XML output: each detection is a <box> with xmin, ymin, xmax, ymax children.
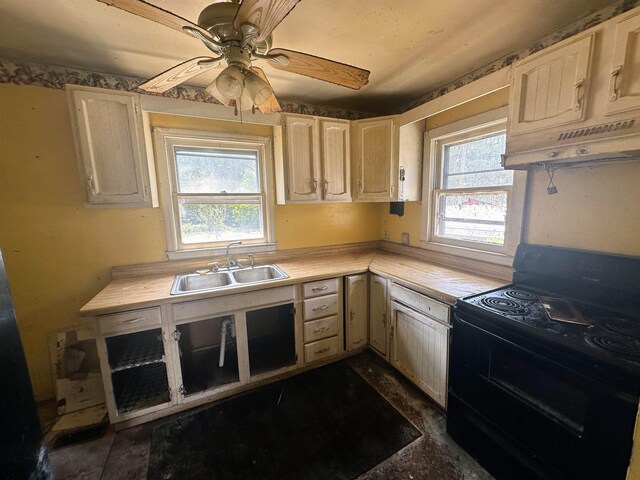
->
<box><xmin>171</xmin><ymin>265</ymin><xmax>288</xmax><ymax>295</ymax></box>
<box><xmin>232</xmin><ymin>265</ymin><xmax>288</xmax><ymax>284</ymax></box>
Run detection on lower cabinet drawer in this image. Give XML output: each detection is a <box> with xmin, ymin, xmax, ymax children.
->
<box><xmin>98</xmin><ymin>307</ymin><xmax>161</xmax><ymax>336</ymax></box>
<box><xmin>303</xmin><ymin>294</ymin><xmax>338</xmax><ymax>321</ymax></box>
<box><xmin>304</xmin><ymin>336</ymin><xmax>340</xmax><ymax>363</ymax></box>
<box><xmin>304</xmin><ymin>316</ymin><xmax>339</xmax><ymax>343</ymax></box>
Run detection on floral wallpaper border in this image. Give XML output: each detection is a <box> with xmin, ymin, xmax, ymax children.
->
<box><xmin>2</xmin><ymin>0</ymin><xmax>639</xmax><ymax>118</ymax></box>
<box><xmin>0</xmin><ymin>58</ymin><xmax>372</xmax><ymax>120</ymax></box>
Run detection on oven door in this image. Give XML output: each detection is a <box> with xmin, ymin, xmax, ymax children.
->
<box><xmin>449</xmin><ymin>312</ymin><xmax>636</xmax><ymax>480</ymax></box>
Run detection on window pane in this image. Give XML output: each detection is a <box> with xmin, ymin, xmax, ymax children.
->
<box><xmin>175</xmin><ymin>148</ymin><xmax>259</xmax><ymax>194</ymax></box>
<box><xmin>443</xmin><ymin>132</ymin><xmax>512</xmax><ymax>188</ymax></box>
<box><xmin>436</xmin><ymin>192</ymin><xmax>507</xmax><ymax>245</ymax></box>
<box><xmin>178</xmin><ymin>199</ymin><xmax>263</xmax><ymax>244</ymax></box>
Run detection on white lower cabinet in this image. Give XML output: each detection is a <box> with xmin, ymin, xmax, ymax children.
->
<box><xmin>301</xmin><ymin>277</ymin><xmax>344</xmax><ymax>363</ymax></box>
<box><xmin>345</xmin><ymin>273</ymin><xmax>368</xmax><ymax>351</ymax></box>
<box><xmin>369</xmin><ymin>274</ymin><xmax>388</xmax><ymax>356</ymax></box>
<box><xmin>96</xmin><ymin>307</ymin><xmax>175</xmax><ymax>424</ymax></box>
<box><xmin>389</xmin><ymin>283</ymin><xmax>451</xmax><ymax>408</ymax></box>
<box><xmin>169</xmin><ymin>286</ymin><xmax>298</xmax><ymax>404</ymax></box>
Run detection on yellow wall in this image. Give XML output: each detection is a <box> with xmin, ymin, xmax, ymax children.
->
<box><xmin>0</xmin><ymin>85</ymin><xmax>380</xmax><ymax>400</ymax></box>
<box><xmin>381</xmin><ymin>88</ymin><xmax>510</xmax><ymax>245</ymax></box>
<box><xmin>525</xmin><ymin>161</ymin><xmax>640</xmax><ymax>255</ymax></box>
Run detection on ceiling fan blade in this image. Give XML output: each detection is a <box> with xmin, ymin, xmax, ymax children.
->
<box><xmin>251</xmin><ymin>67</ymin><xmax>281</xmax><ymax>114</ymax></box>
<box><xmin>139</xmin><ymin>57</ymin><xmax>220</xmax><ymax>93</ymax></box>
<box><xmin>267</xmin><ymin>48</ymin><xmax>370</xmax><ymax>90</ymax></box>
<box><xmin>97</xmin><ymin>0</ymin><xmax>210</xmax><ymax>37</ymax></box>
<box><xmin>233</xmin><ymin>0</ymin><xmax>301</xmax><ymax>43</ymax></box>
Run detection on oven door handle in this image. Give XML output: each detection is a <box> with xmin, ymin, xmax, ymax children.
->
<box><xmin>454</xmin><ymin>313</ymin><xmax>638</xmax><ymax>403</ymax></box>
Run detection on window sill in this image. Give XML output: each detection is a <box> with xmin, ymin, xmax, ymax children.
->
<box><xmin>419</xmin><ymin>240</ymin><xmax>514</xmax><ymax>267</ymax></box>
<box><xmin>167</xmin><ymin>243</ymin><xmax>278</xmax><ymax>261</ymax></box>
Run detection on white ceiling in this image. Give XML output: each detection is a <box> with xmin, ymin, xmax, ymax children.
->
<box><xmin>0</xmin><ymin>0</ymin><xmax>616</xmax><ymax>113</ymax></box>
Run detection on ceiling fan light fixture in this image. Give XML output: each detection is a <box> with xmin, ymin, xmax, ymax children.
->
<box><xmin>244</xmin><ymin>71</ymin><xmax>273</xmax><ymax>106</ymax></box>
<box><xmin>215</xmin><ymin>65</ymin><xmax>245</xmax><ymax>99</ymax></box>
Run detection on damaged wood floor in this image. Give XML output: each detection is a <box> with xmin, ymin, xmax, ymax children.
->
<box><xmin>42</xmin><ymin>351</ymin><xmax>494</xmax><ymax>480</ymax></box>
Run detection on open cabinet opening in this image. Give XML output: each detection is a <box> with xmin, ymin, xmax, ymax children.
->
<box><xmin>105</xmin><ymin>328</ymin><xmax>170</xmax><ymax>414</ymax></box>
<box><xmin>246</xmin><ymin>303</ymin><xmax>296</xmax><ymax>376</ymax></box>
<box><xmin>177</xmin><ymin>315</ymin><xmax>239</xmax><ymax>397</ymax></box>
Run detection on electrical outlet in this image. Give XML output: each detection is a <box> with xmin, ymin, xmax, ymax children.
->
<box><xmin>383</xmin><ymin>231</ymin><xmax>389</xmax><ymax>241</ymax></box>
<box><xmin>401</xmin><ymin>232</ymin><xmax>410</xmax><ymax>245</ymax></box>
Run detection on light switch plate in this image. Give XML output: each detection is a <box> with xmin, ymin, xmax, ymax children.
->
<box><xmin>401</xmin><ymin>232</ymin><xmax>410</xmax><ymax>245</ymax></box>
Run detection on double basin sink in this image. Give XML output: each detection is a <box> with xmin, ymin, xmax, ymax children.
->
<box><xmin>171</xmin><ymin>265</ymin><xmax>289</xmax><ymax>295</ymax></box>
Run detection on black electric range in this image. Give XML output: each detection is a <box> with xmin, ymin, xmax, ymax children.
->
<box><xmin>448</xmin><ymin>244</ymin><xmax>640</xmax><ymax>480</ymax></box>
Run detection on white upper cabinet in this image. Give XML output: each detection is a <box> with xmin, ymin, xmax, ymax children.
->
<box><xmin>606</xmin><ymin>9</ymin><xmax>640</xmax><ymax>116</ymax></box>
<box><xmin>352</xmin><ymin>116</ymin><xmax>422</xmax><ymax>202</ymax></box>
<box><xmin>352</xmin><ymin>117</ymin><xmax>396</xmax><ymax>202</ymax></box>
<box><xmin>67</xmin><ymin>85</ymin><xmax>158</xmax><ymax>208</ymax></box>
<box><xmin>284</xmin><ymin>115</ymin><xmax>320</xmax><ymax>201</ymax></box>
<box><xmin>509</xmin><ymin>34</ymin><xmax>594</xmax><ymax>135</ymax></box>
<box><xmin>321</xmin><ymin>120</ymin><xmax>350</xmax><ymax>201</ymax></box>
<box><xmin>282</xmin><ymin>114</ymin><xmax>350</xmax><ymax>203</ymax></box>
<box><xmin>504</xmin><ymin>5</ymin><xmax>640</xmax><ymax>168</ymax></box>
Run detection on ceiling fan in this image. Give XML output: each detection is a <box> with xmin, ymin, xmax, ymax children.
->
<box><xmin>97</xmin><ymin>0</ymin><xmax>371</xmax><ymax>114</ymax></box>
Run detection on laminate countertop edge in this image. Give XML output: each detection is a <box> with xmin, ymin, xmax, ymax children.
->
<box><xmin>80</xmin><ymin>251</ymin><xmax>509</xmax><ymax>316</ymax></box>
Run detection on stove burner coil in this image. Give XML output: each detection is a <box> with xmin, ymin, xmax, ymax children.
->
<box><xmin>480</xmin><ymin>297</ymin><xmax>530</xmax><ymax>315</ymax></box>
<box><xmin>585</xmin><ymin>334</ymin><xmax>640</xmax><ymax>358</ymax></box>
<box><xmin>601</xmin><ymin>318</ymin><xmax>640</xmax><ymax>339</ymax></box>
<box><xmin>504</xmin><ymin>290</ymin><xmax>538</xmax><ymax>301</ymax></box>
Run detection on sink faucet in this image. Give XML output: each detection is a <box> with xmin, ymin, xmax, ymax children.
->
<box><xmin>226</xmin><ymin>241</ymin><xmax>242</xmax><ymax>269</ymax></box>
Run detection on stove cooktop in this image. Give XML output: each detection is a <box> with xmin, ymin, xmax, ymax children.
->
<box><xmin>458</xmin><ymin>285</ymin><xmax>640</xmax><ymax>377</ymax></box>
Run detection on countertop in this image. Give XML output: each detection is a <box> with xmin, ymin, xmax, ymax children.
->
<box><xmin>80</xmin><ymin>251</ymin><xmax>508</xmax><ymax>316</ymax></box>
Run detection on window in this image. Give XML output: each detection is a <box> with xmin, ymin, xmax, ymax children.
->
<box><xmin>154</xmin><ymin>129</ymin><xmax>275</xmax><ymax>259</ymax></box>
<box><xmin>421</xmin><ymin>107</ymin><xmax>525</xmax><ymax>264</ymax></box>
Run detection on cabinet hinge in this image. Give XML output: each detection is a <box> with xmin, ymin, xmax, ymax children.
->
<box><xmin>382</xmin><ymin>312</ymin><xmax>386</xmax><ymax>327</ymax></box>
<box><xmin>291</xmin><ymin>307</ymin><xmax>297</xmax><ymax>316</ymax></box>
<box><xmin>179</xmin><ymin>385</ymin><xmax>187</xmax><ymax>395</ymax></box>
<box><xmin>86</xmin><ymin>174</ymin><xmax>96</xmax><ymax>196</ymax></box>
<box><xmin>358</xmin><ymin>179</ymin><xmax>363</xmax><ymax>192</ymax></box>
<box><xmin>172</xmin><ymin>330</ymin><xmax>181</xmax><ymax>342</ymax></box>
<box><xmin>295</xmin><ymin>353</ymin><xmax>298</xmax><ymax>362</ymax></box>
<box><xmin>168</xmin><ymin>386</ymin><xmax>172</xmax><ymax>400</ymax></box>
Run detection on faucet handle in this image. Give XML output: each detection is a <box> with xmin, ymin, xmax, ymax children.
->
<box><xmin>248</xmin><ymin>254</ymin><xmax>254</xmax><ymax>268</ymax></box>
<box><xmin>207</xmin><ymin>261</ymin><xmax>220</xmax><ymax>272</ymax></box>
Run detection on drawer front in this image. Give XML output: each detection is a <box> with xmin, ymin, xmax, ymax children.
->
<box><xmin>304</xmin><ymin>316</ymin><xmax>339</xmax><ymax>342</ymax></box>
<box><xmin>303</xmin><ymin>278</ymin><xmax>339</xmax><ymax>298</ymax></box>
<box><xmin>389</xmin><ymin>283</ymin><xmax>450</xmax><ymax>324</ymax></box>
<box><xmin>98</xmin><ymin>307</ymin><xmax>161</xmax><ymax>336</ymax></box>
<box><xmin>303</xmin><ymin>294</ymin><xmax>339</xmax><ymax>320</ymax></box>
<box><xmin>304</xmin><ymin>336</ymin><xmax>340</xmax><ymax>363</ymax></box>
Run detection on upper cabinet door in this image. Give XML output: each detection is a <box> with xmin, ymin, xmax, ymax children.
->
<box><xmin>353</xmin><ymin>118</ymin><xmax>396</xmax><ymax>202</ymax></box>
<box><xmin>284</xmin><ymin>115</ymin><xmax>320</xmax><ymax>201</ymax></box>
<box><xmin>606</xmin><ymin>10</ymin><xmax>640</xmax><ymax>116</ymax></box>
<box><xmin>67</xmin><ymin>86</ymin><xmax>156</xmax><ymax>208</ymax></box>
<box><xmin>509</xmin><ymin>34</ymin><xmax>594</xmax><ymax>136</ymax></box>
<box><xmin>320</xmin><ymin>120</ymin><xmax>350</xmax><ymax>201</ymax></box>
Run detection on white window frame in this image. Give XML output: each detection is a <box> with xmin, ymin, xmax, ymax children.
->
<box><xmin>420</xmin><ymin>107</ymin><xmax>526</xmax><ymax>266</ymax></box>
<box><xmin>153</xmin><ymin>128</ymin><xmax>276</xmax><ymax>260</ymax></box>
